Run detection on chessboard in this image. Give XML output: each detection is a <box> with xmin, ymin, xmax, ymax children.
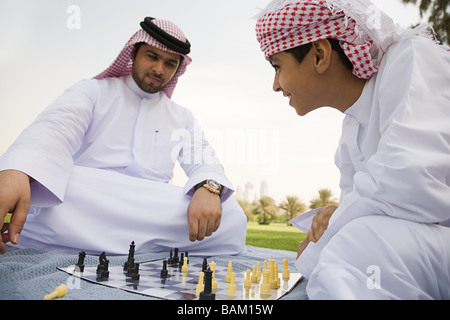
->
<box><xmin>59</xmin><ymin>243</ymin><xmax>302</xmax><ymax>300</ymax></box>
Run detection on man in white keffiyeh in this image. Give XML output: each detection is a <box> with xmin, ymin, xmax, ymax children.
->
<box><xmin>0</xmin><ymin>17</ymin><xmax>247</xmax><ymax>256</ymax></box>
<box><xmin>256</xmin><ymin>0</ymin><xmax>450</xmax><ymax>299</ymax></box>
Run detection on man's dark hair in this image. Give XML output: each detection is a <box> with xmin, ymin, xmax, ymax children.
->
<box><xmin>285</xmin><ymin>39</ymin><xmax>353</xmax><ymax>71</ymax></box>
<box><xmin>132</xmin><ymin>42</ymin><xmax>184</xmax><ymax>66</ymax></box>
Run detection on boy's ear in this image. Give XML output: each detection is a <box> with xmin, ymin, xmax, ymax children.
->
<box><xmin>312</xmin><ymin>39</ymin><xmax>332</xmax><ymax>74</ymax></box>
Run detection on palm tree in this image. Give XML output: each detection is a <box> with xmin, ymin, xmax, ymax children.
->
<box><xmin>253</xmin><ymin>196</ymin><xmax>277</xmax><ymax>225</ymax></box>
<box><xmin>237</xmin><ymin>199</ymin><xmax>253</xmax><ymax>219</ymax></box>
<box><xmin>309</xmin><ymin>188</ymin><xmax>339</xmax><ymax>209</ymax></box>
<box><xmin>279</xmin><ymin>195</ymin><xmax>307</xmax><ymax>224</ymax></box>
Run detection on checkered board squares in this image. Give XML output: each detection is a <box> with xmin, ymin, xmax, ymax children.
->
<box><xmin>60</xmin><ymin>259</ymin><xmax>302</xmax><ymax>300</ymax></box>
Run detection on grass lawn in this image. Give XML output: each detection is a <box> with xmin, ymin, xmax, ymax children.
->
<box><xmin>245</xmin><ymin>221</ymin><xmax>307</xmax><ymax>252</ymax></box>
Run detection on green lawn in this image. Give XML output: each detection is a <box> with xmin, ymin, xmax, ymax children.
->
<box><xmin>245</xmin><ymin>221</ymin><xmax>307</xmax><ymax>252</ymax></box>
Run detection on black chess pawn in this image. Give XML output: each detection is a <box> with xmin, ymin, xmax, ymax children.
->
<box><xmin>160</xmin><ymin>259</ymin><xmax>169</xmax><ymax>278</ymax></box>
<box><xmin>173</xmin><ymin>248</ymin><xmax>179</xmax><ymax>265</ymax></box>
<box><xmin>98</xmin><ymin>259</ymin><xmax>110</xmax><ymax>281</ymax></box>
<box><xmin>75</xmin><ymin>251</ymin><xmax>86</xmax><ymax>272</ymax></box>
<box><xmin>96</xmin><ymin>252</ymin><xmax>107</xmax><ymax>274</ymax></box>
<box><xmin>167</xmin><ymin>249</ymin><xmax>174</xmax><ymax>265</ymax></box>
<box><xmin>178</xmin><ymin>253</ymin><xmax>185</xmax><ymax>269</ymax></box>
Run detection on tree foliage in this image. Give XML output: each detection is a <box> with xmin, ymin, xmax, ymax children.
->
<box><xmin>279</xmin><ymin>195</ymin><xmax>307</xmax><ymax>223</ymax></box>
<box><xmin>309</xmin><ymin>188</ymin><xmax>339</xmax><ymax>210</ymax></box>
<box><xmin>402</xmin><ymin>0</ymin><xmax>450</xmax><ymax>45</ymax></box>
<box><xmin>252</xmin><ymin>196</ymin><xmax>278</xmax><ymax>225</ymax></box>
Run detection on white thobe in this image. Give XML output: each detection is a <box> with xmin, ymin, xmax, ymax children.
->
<box><xmin>294</xmin><ymin>37</ymin><xmax>450</xmax><ymax>299</ymax></box>
<box><xmin>0</xmin><ymin>75</ymin><xmax>247</xmax><ymax>256</ymax></box>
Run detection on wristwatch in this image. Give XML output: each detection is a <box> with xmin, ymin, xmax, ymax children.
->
<box><xmin>194</xmin><ymin>179</ymin><xmax>222</xmax><ymax>196</ymax></box>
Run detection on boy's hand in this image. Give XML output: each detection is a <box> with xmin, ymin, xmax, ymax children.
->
<box><xmin>297</xmin><ymin>236</ymin><xmax>310</xmax><ymax>259</ymax></box>
<box><xmin>296</xmin><ymin>205</ymin><xmax>338</xmax><ymax>259</ymax></box>
<box><xmin>0</xmin><ymin>170</ymin><xmax>31</xmax><ymax>254</ymax></box>
<box><xmin>308</xmin><ymin>205</ymin><xmax>337</xmax><ymax>243</ymax></box>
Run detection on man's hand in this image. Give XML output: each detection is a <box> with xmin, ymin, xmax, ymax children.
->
<box><xmin>187</xmin><ymin>187</ymin><xmax>222</xmax><ymax>242</ymax></box>
<box><xmin>0</xmin><ymin>170</ymin><xmax>31</xmax><ymax>254</ymax></box>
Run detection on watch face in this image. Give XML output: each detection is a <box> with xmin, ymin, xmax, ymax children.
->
<box><xmin>207</xmin><ymin>179</ymin><xmax>220</xmax><ymax>190</ymax></box>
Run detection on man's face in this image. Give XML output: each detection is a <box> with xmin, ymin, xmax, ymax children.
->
<box><xmin>131</xmin><ymin>44</ymin><xmax>181</xmax><ymax>93</ymax></box>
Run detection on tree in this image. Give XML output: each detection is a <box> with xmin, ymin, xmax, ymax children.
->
<box><xmin>279</xmin><ymin>195</ymin><xmax>307</xmax><ymax>224</ymax></box>
<box><xmin>402</xmin><ymin>0</ymin><xmax>450</xmax><ymax>45</ymax></box>
<box><xmin>237</xmin><ymin>199</ymin><xmax>253</xmax><ymax>219</ymax></box>
<box><xmin>252</xmin><ymin>196</ymin><xmax>278</xmax><ymax>225</ymax></box>
<box><xmin>309</xmin><ymin>188</ymin><xmax>339</xmax><ymax>209</ymax></box>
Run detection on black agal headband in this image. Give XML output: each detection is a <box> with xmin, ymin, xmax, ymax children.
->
<box><xmin>140</xmin><ymin>17</ymin><xmax>191</xmax><ymax>55</ymax></box>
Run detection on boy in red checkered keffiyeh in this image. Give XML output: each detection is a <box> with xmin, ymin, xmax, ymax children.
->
<box><xmin>256</xmin><ymin>0</ymin><xmax>450</xmax><ymax>299</ymax></box>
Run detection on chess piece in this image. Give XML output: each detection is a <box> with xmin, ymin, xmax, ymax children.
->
<box><xmin>126</xmin><ymin>258</ymin><xmax>136</xmax><ymax>276</ymax></box>
<box><xmin>256</xmin><ymin>262</ymin><xmax>261</xmax><ymax>280</ymax></box>
<box><xmin>96</xmin><ymin>252</ymin><xmax>107</xmax><ymax>274</ymax></box>
<box><xmin>251</xmin><ymin>265</ymin><xmax>258</xmax><ymax>283</ymax></box>
<box><xmin>181</xmin><ymin>256</ymin><xmax>188</xmax><ymax>273</ymax></box>
<box><xmin>225</xmin><ymin>261</ymin><xmax>232</xmax><ymax>283</ymax></box>
<box><xmin>244</xmin><ymin>269</ymin><xmax>252</xmax><ymax>289</ymax></box>
<box><xmin>227</xmin><ymin>273</ymin><xmax>236</xmax><ymax>293</ymax></box>
<box><xmin>199</xmin><ymin>268</ymin><xmax>215</xmax><ymax>300</ymax></box>
<box><xmin>261</xmin><ymin>269</ymin><xmax>270</xmax><ymax>293</ymax></box>
<box><xmin>282</xmin><ymin>258</ymin><xmax>290</xmax><ymax>281</ymax></box>
<box><xmin>168</xmin><ymin>249</ymin><xmax>174</xmax><ymax>265</ymax></box>
<box><xmin>131</xmin><ymin>263</ymin><xmax>140</xmax><ymax>281</ymax></box>
<box><xmin>99</xmin><ymin>259</ymin><xmax>110</xmax><ymax>281</ymax></box>
<box><xmin>196</xmin><ymin>272</ymin><xmax>205</xmax><ymax>294</ymax></box>
<box><xmin>202</xmin><ymin>258</ymin><xmax>208</xmax><ymax>272</ymax></box>
<box><xmin>75</xmin><ymin>251</ymin><xmax>86</xmax><ymax>273</ymax></box>
<box><xmin>160</xmin><ymin>259</ymin><xmax>169</xmax><ymax>278</ymax></box>
<box><xmin>178</xmin><ymin>253</ymin><xmax>185</xmax><ymax>269</ymax></box>
<box><xmin>173</xmin><ymin>248</ymin><xmax>179</xmax><ymax>265</ymax></box>
<box><xmin>43</xmin><ymin>284</ymin><xmax>68</xmax><ymax>300</ymax></box>
<box><xmin>123</xmin><ymin>241</ymin><xmax>135</xmax><ymax>272</ymax></box>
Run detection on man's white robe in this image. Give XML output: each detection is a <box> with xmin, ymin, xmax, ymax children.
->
<box><xmin>294</xmin><ymin>37</ymin><xmax>450</xmax><ymax>299</ymax></box>
<box><xmin>0</xmin><ymin>75</ymin><xmax>247</xmax><ymax>256</ymax></box>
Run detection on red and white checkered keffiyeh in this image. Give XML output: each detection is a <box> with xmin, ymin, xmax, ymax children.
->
<box><xmin>255</xmin><ymin>0</ymin><xmax>434</xmax><ymax>79</ymax></box>
<box><xmin>94</xmin><ymin>19</ymin><xmax>192</xmax><ymax>98</ymax></box>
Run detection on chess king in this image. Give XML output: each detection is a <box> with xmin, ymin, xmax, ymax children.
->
<box><xmin>0</xmin><ymin>17</ymin><xmax>247</xmax><ymax>256</ymax></box>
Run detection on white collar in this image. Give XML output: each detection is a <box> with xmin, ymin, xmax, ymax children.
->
<box><xmin>124</xmin><ymin>75</ymin><xmax>161</xmax><ymax>100</ymax></box>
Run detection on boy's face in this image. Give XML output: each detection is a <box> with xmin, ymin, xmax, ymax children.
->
<box><xmin>269</xmin><ymin>50</ymin><xmax>322</xmax><ymax>116</ymax></box>
<box><xmin>131</xmin><ymin>44</ymin><xmax>181</xmax><ymax>93</ymax></box>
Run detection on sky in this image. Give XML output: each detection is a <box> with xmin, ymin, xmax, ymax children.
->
<box><xmin>0</xmin><ymin>0</ymin><xmax>424</xmax><ymax>205</ymax></box>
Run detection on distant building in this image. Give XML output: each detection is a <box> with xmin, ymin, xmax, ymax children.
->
<box><xmin>260</xmin><ymin>180</ymin><xmax>268</xmax><ymax>198</ymax></box>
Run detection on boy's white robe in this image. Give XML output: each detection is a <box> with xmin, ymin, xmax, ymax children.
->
<box><xmin>0</xmin><ymin>75</ymin><xmax>247</xmax><ymax>256</ymax></box>
<box><xmin>294</xmin><ymin>37</ymin><xmax>450</xmax><ymax>299</ymax></box>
